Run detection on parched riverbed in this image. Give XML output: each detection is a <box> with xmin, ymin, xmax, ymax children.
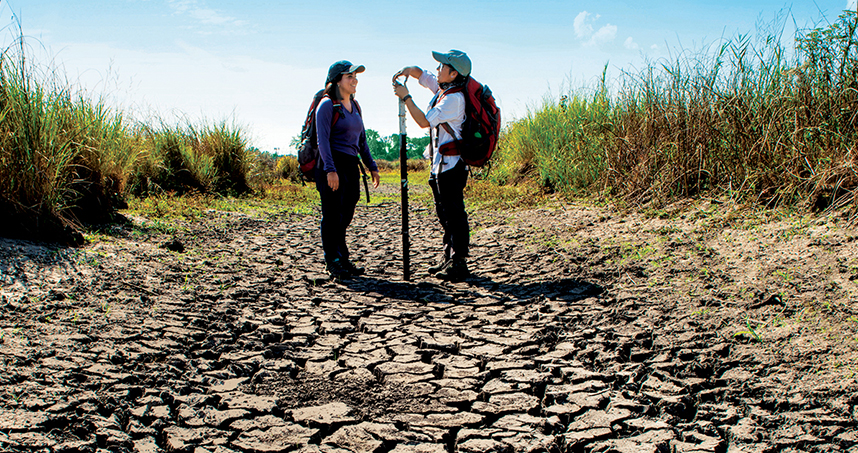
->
<box><xmin>1</xmin><ymin>184</ymin><xmax>857</xmax><ymax>453</ymax></box>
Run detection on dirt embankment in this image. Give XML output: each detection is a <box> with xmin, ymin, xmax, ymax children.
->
<box><xmin>1</xmin><ymin>187</ymin><xmax>857</xmax><ymax>452</ymax></box>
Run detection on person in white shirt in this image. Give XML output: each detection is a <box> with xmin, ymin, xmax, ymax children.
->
<box><xmin>393</xmin><ymin>50</ymin><xmax>472</xmax><ymax>281</ymax></box>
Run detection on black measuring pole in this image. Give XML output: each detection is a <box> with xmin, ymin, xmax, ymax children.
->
<box><xmin>398</xmin><ymin>86</ymin><xmax>411</xmax><ymax>281</ymax></box>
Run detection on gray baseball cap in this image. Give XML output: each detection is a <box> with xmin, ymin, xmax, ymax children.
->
<box><xmin>326</xmin><ymin>60</ymin><xmax>365</xmax><ymax>84</ymax></box>
<box><xmin>432</xmin><ymin>50</ymin><xmax>471</xmax><ymax>77</ymax></box>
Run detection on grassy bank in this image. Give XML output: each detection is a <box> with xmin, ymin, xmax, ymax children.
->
<box><xmin>492</xmin><ymin>11</ymin><xmax>858</xmax><ymax>212</ymax></box>
<box><xmin>0</xmin><ymin>35</ymin><xmax>255</xmax><ymax>243</ymax></box>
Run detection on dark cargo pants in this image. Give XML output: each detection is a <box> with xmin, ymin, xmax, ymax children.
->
<box><xmin>428</xmin><ymin>160</ymin><xmax>469</xmax><ymax>260</ymax></box>
<box><xmin>315</xmin><ymin>152</ymin><xmax>361</xmax><ymax>265</ymax></box>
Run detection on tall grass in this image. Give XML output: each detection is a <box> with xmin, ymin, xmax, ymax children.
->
<box><xmin>493</xmin><ymin>10</ymin><xmax>858</xmax><ymax>210</ymax></box>
<box><xmin>0</xmin><ymin>37</ymin><xmax>137</xmax><ymax>242</ymax></box>
<box><xmin>129</xmin><ymin>119</ymin><xmax>251</xmax><ymax>196</ymax></box>
<box><xmin>0</xmin><ymin>30</ymin><xmax>256</xmax><ymax>242</ymax></box>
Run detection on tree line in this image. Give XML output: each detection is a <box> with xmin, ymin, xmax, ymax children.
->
<box><xmin>291</xmin><ymin>130</ymin><xmax>429</xmax><ymax>161</ymax></box>
<box><xmin>365</xmin><ymin>130</ymin><xmax>430</xmax><ymax>161</ymax></box>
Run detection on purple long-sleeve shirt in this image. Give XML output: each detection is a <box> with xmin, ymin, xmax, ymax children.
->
<box><xmin>315</xmin><ymin>98</ymin><xmax>378</xmax><ymax>174</ymax></box>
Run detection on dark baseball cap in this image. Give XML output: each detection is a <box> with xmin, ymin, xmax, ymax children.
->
<box><xmin>432</xmin><ymin>50</ymin><xmax>471</xmax><ymax>77</ymax></box>
<box><xmin>326</xmin><ymin>60</ymin><xmax>365</xmax><ymax>84</ymax></box>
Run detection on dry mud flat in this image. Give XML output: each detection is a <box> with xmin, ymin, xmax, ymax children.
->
<box><xmin>1</xmin><ymin>190</ymin><xmax>858</xmax><ymax>453</ymax></box>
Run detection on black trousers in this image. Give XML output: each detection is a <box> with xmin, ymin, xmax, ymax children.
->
<box><xmin>315</xmin><ymin>152</ymin><xmax>361</xmax><ymax>264</ymax></box>
<box><xmin>428</xmin><ymin>160</ymin><xmax>469</xmax><ymax>259</ymax></box>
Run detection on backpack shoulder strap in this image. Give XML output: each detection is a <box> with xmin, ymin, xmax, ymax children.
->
<box><xmin>438</xmin><ymin>84</ymin><xmax>466</xmax><ymax>140</ymax></box>
<box><xmin>328</xmin><ymin>96</ymin><xmax>344</xmax><ymax>126</ymax></box>
<box><xmin>444</xmin><ymin>85</ymin><xmax>465</xmax><ymax>95</ymax></box>
<box><xmin>430</xmin><ymin>85</ymin><xmax>464</xmax><ymax>108</ymax></box>
<box><xmin>302</xmin><ymin>89</ymin><xmax>328</xmax><ymax>138</ymax></box>
<box><xmin>331</xmin><ymin>98</ymin><xmax>361</xmax><ymax>126</ymax></box>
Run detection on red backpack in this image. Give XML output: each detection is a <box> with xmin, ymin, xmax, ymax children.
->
<box><xmin>297</xmin><ymin>90</ymin><xmax>362</xmax><ymax>181</ymax></box>
<box><xmin>437</xmin><ymin>76</ymin><xmax>500</xmax><ymax>167</ymax></box>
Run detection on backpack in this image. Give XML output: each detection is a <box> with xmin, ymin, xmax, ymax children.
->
<box><xmin>297</xmin><ymin>90</ymin><xmax>363</xmax><ymax>181</ymax></box>
<box><xmin>437</xmin><ymin>76</ymin><xmax>501</xmax><ymax>167</ymax></box>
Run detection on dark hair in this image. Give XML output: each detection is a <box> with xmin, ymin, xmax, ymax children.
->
<box><xmin>324</xmin><ymin>80</ymin><xmax>341</xmax><ymax>102</ymax></box>
<box><xmin>438</xmin><ymin>64</ymin><xmax>468</xmax><ymax>91</ymax></box>
<box><xmin>442</xmin><ymin>63</ymin><xmax>467</xmax><ymax>85</ymax></box>
<box><xmin>324</xmin><ymin>74</ymin><xmax>355</xmax><ymax>103</ymax></box>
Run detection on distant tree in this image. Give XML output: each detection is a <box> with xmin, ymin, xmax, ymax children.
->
<box><xmin>289</xmin><ymin>134</ymin><xmax>301</xmax><ymax>151</ymax></box>
<box><xmin>364</xmin><ymin>129</ymin><xmax>429</xmax><ymax>161</ymax></box>
<box><xmin>407</xmin><ymin>135</ymin><xmax>430</xmax><ymax>160</ymax></box>
<box><xmin>365</xmin><ymin>129</ymin><xmax>388</xmax><ymax>159</ymax></box>
<box><xmin>291</xmin><ymin>128</ymin><xmax>429</xmax><ymax>162</ymax></box>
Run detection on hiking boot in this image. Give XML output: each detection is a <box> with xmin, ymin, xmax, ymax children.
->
<box><xmin>326</xmin><ymin>259</ymin><xmax>350</xmax><ymax>279</ymax></box>
<box><xmin>342</xmin><ymin>259</ymin><xmax>365</xmax><ymax>276</ymax></box>
<box><xmin>428</xmin><ymin>257</ymin><xmax>452</xmax><ymax>275</ymax></box>
<box><xmin>436</xmin><ymin>258</ymin><xmax>469</xmax><ymax>281</ymax></box>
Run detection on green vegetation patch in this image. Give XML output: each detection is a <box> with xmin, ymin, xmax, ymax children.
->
<box><xmin>491</xmin><ymin>11</ymin><xmax>858</xmax><ymax>214</ymax></box>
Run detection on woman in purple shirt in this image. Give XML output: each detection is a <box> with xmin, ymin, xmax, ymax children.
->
<box><xmin>315</xmin><ymin>60</ymin><xmax>380</xmax><ymax>278</ymax></box>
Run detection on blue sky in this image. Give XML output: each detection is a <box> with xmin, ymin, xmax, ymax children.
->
<box><xmin>6</xmin><ymin>0</ymin><xmax>855</xmax><ymax>153</ymax></box>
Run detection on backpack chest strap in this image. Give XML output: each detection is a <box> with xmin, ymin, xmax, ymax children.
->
<box><xmin>430</xmin><ymin>87</ymin><xmax>463</xmax><ymax>147</ymax></box>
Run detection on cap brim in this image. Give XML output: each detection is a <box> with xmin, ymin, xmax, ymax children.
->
<box><xmin>346</xmin><ymin>64</ymin><xmax>365</xmax><ymax>74</ymax></box>
<box><xmin>432</xmin><ymin>51</ymin><xmax>450</xmax><ymax>65</ymax></box>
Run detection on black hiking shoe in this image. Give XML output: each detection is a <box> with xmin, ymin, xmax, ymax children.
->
<box><xmin>342</xmin><ymin>259</ymin><xmax>365</xmax><ymax>276</ymax></box>
<box><xmin>428</xmin><ymin>257</ymin><xmax>452</xmax><ymax>275</ymax></box>
<box><xmin>436</xmin><ymin>258</ymin><xmax>469</xmax><ymax>282</ymax></box>
<box><xmin>326</xmin><ymin>259</ymin><xmax>350</xmax><ymax>279</ymax></box>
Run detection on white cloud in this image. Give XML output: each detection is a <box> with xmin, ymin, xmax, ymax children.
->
<box><xmin>168</xmin><ymin>0</ymin><xmax>246</xmax><ymax>28</ymax></box>
<box><xmin>590</xmin><ymin>24</ymin><xmax>617</xmax><ymax>45</ymax></box>
<box><xmin>849</xmin><ymin>0</ymin><xmax>857</xmax><ymax>11</ymax></box>
<box><xmin>573</xmin><ymin>11</ymin><xmax>617</xmax><ymax>47</ymax></box>
<box><xmin>624</xmin><ymin>37</ymin><xmax>639</xmax><ymax>50</ymax></box>
<box><xmin>168</xmin><ymin>0</ymin><xmax>197</xmax><ymax>15</ymax></box>
<box><xmin>573</xmin><ymin>11</ymin><xmax>595</xmax><ymax>39</ymax></box>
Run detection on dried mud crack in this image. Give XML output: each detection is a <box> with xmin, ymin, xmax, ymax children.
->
<box><xmin>1</xmin><ymin>187</ymin><xmax>858</xmax><ymax>453</ymax></box>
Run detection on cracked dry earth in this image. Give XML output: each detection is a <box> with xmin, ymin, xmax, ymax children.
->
<box><xmin>2</xmin><ymin>182</ymin><xmax>858</xmax><ymax>453</ymax></box>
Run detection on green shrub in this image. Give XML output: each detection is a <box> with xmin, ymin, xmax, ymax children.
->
<box><xmin>491</xmin><ymin>88</ymin><xmax>609</xmax><ymax>194</ymax></box>
<box><xmin>129</xmin><ymin>120</ymin><xmax>252</xmax><ymax>196</ymax></box>
<box><xmin>274</xmin><ymin>155</ymin><xmax>301</xmax><ymax>181</ymax></box>
<box><xmin>194</xmin><ymin>121</ymin><xmax>250</xmax><ymax>194</ymax></box>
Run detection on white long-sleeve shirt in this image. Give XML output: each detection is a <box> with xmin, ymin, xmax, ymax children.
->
<box><xmin>419</xmin><ymin>70</ymin><xmax>465</xmax><ymax>174</ymax></box>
